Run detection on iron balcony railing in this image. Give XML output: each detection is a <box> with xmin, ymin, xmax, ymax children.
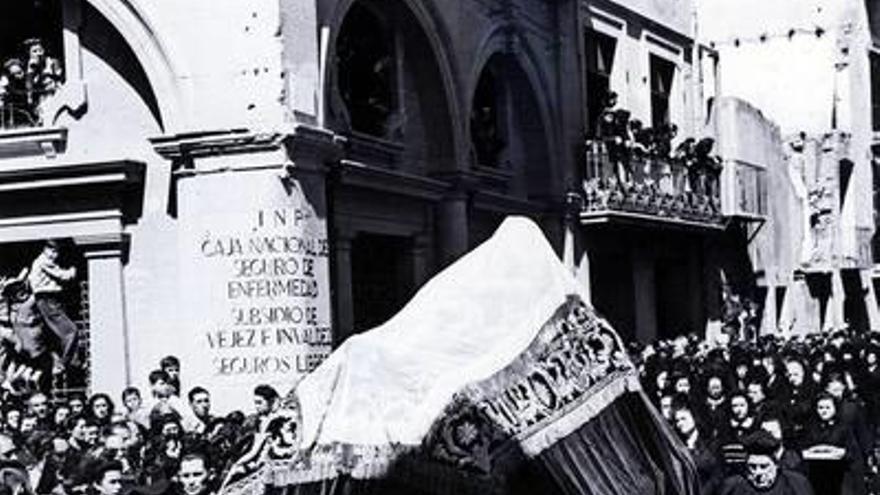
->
<box><xmin>0</xmin><ymin>102</ymin><xmax>39</xmax><ymax>130</ymax></box>
<box><xmin>581</xmin><ymin>140</ymin><xmax>723</xmax><ymax>226</ymax></box>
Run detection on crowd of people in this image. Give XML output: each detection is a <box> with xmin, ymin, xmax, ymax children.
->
<box><xmin>0</xmin><ymin>37</ymin><xmax>63</xmax><ymax>128</ymax></box>
<box><xmin>591</xmin><ymin>91</ymin><xmax>723</xmax><ymax>196</ymax></box>
<box><xmin>0</xmin><ymin>355</ymin><xmax>289</xmax><ymax>495</ymax></box>
<box><xmin>634</xmin><ymin>329</ymin><xmax>880</xmax><ymax>495</ymax></box>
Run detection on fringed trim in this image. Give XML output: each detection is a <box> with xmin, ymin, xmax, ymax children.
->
<box><xmin>518</xmin><ymin>369</ymin><xmax>638</xmax><ymax>456</ymax></box>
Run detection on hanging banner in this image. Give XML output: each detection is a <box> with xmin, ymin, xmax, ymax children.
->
<box><xmin>177</xmin><ymin>169</ymin><xmax>333</xmax><ymax>412</ymax></box>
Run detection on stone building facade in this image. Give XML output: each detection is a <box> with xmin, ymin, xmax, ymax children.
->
<box><xmin>698</xmin><ymin>0</ymin><xmax>880</xmax><ymax>335</ymax></box>
<box><xmin>0</xmin><ymin>0</ymin><xmax>582</xmax><ymax>410</ymax></box>
<box><xmin>0</xmin><ymin>0</ymin><xmax>809</xmax><ymax>410</ymax></box>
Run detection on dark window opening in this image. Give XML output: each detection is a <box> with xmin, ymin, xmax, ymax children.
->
<box><xmin>655</xmin><ymin>257</ymin><xmax>693</xmax><ymax>340</ymax></box>
<box><xmin>650</xmin><ymin>54</ymin><xmax>675</xmax><ymax>130</ymax></box>
<box><xmin>350</xmin><ymin>233</ymin><xmax>414</xmax><ymax>332</ymax></box>
<box><xmin>470</xmin><ymin>67</ymin><xmax>506</xmax><ymax>167</ymax></box>
<box><xmin>806</xmin><ymin>273</ymin><xmax>832</xmax><ymax>330</ymax></box>
<box><xmin>842</xmin><ymin>269</ymin><xmax>869</xmax><ymax>333</ymax></box>
<box><xmin>871</xmin><ymin>52</ymin><xmax>880</xmax><ymax>132</ymax></box>
<box><xmin>585</xmin><ymin>28</ymin><xmax>617</xmax><ymax>137</ymax></box>
<box><xmin>336</xmin><ymin>4</ymin><xmax>396</xmax><ymax>137</ymax></box>
<box><xmin>775</xmin><ymin>286</ymin><xmax>786</xmax><ymax>324</ymax></box>
<box><xmin>0</xmin><ymin>0</ymin><xmax>65</xmax><ymax>129</ymax></box>
<box><xmin>590</xmin><ymin>251</ymin><xmax>635</xmax><ymax>341</ymax></box>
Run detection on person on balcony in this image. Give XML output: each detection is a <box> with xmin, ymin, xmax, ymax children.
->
<box><xmin>27</xmin><ymin>240</ymin><xmax>81</xmax><ymax>374</ymax></box>
<box><xmin>593</xmin><ymin>92</ymin><xmax>635</xmax><ymax>187</ymax></box>
<box><xmin>23</xmin><ymin>38</ymin><xmax>63</xmax><ymax>114</ymax></box>
<box><xmin>674</xmin><ymin>137</ymin><xmax>698</xmax><ymax>192</ymax></box>
<box><xmin>694</xmin><ymin>137</ymin><xmax>722</xmax><ymax>200</ymax></box>
<box><xmin>592</xmin><ymin>91</ymin><xmax>619</xmax><ymax>139</ymax></box>
<box><xmin>630</xmin><ymin>119</ymin><xmax>653</xmax><ymax>157</ymax></box>
<box><xmin>0</xmin><ymin>58</ymin><xmax>35</xmax><ymax>127</ymax></box>
<box><xmin>654</xmin><ymin>123</ymin><xmax>678</xmax><ymax>159</ymax></box>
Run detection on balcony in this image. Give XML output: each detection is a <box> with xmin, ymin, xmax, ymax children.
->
<box><xmin>0</xmin><ymin>99</ymin><xmax>67</xmax><ymax>159</ymax></box>
<box><xmin>580</xmin><ymin>140</ymin><xmax>724</xmax><ymax>230</ymax></box>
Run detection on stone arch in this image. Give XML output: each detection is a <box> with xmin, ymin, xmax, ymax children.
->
<box><xmin>326</xmin><ymin>0</ymin><xmax>463</xmax><ymax>172</ymax></box>
<box><xmin>468</xmin><ymin>33</ymin><xmax>557</xmax><ymax>199</ymax></box>
<box><xmin>77</xmin><ymin>0</ymin><xmax>184</xmax><ymax>131</ymax></box>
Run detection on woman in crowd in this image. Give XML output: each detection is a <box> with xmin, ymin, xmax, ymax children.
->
<box><xmin>802</xmin><ymin>393</ymin><xmax>864</xmax><ymax>495</ymax></box>
<box><xmin>88</xmin><ymin>393</ymin><xmax>115</xmax><ymax>428</ymax></box>
<box><xmin>672</xmin><ymin>399</ymin><xmax>722</xmax><ymax>494</ymax></box>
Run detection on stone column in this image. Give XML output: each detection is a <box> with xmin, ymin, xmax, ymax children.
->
<box><xmin>75</xmin><ymin>233</ymin><xmax>129</xmax><ymax>396</ymax></box>
<box><xmin>437</xmin><ymin>190</ymin><xmax>469</xmax><ymax>267</ymax></box>
<box><xmin>412</xmin><ymin>234</ymin><xmax>430</xmax><ymax>289</ymax></box>
<box><xmin>333</xmin><ymin>229</ymin><xmax>355</xmax><ymax>345</ymax></box>
<box><xmin>575</xmin><ymin>242</ymin><xmax>592</xmax><ymax>305</ymax></box>
<box><xmin>563</xmin><ymin>192</ymin><xmax>591</xmax><ymax>302</ymax></box>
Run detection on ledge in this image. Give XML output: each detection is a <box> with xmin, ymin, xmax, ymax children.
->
<box><xmin>0</xmin><ymin>159</ymin><xmax>144</xmax><ymax>186</ymax></box>
<box><xmin>472</xmin><ymin>190</ymin><xmax>546</xmax><ymax>215</ymax></box>
<box><xmin>0</xmin><ymin>159</ymin><xmax>146</xmax><ymax>225</ymax></box>
<box><xmin>579</xmin><ymin>210</ymin><xmax>726</xmax><ymax>232</ymax></box>
<box><xmin>339</xmin><ymin>132</ymin><xmax>404</xmax><ymax>169</ymax></box>
<box><xmin>150</xmin><ymin>128</ymin><xmax>283</xmax><ymax>162</ymax></box>
<box><xmin>471</xmin><ymin>164</ymin><xmax>514</xmax><ymax>190</ymax></box>
<box><xmin>335</xmin><ymin>159</ymin><xmax>448</xmax><ymax>201</ymax></box>
<box><xmin>0</xmin><ymin>126</ymin><xmax>67</xmax><ymax>159</ymax></box>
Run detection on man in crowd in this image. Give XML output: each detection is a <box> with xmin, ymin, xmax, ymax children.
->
<box><xmin>122</xmin><ymin>386</ymin><xmax>150</xmax><ymax>430</ymax></box>
<box><xmin>27</xmin><ymin>392</ymin><xmax>50</xmax><ymax>429</ymax></box>
<box><xmin>161</xmin><ymin>356</ymin><xmax>182</xmax><ymax>397</ymax></box>
<box><xmin>716</xmin><ymin>431</ymin><xmax>814</xmax><ymax>495</ymax></box>
<box><xmin>184</xmin><ymin>387</ymin><xmax>213</xmax><ymax>435</ymax></box>
<box><xmin>87</xmin><ymin>459</ymin><xmax>124</xmax><ymax>495</ymax></box>
<box><xmin>176</xmin><ymin>453</ymin><xmax>213</xmax><ymax>495</ymax></box>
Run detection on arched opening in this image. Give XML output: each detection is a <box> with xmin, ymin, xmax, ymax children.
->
<box><xmin>335</xmin><ymin>3</ymin><xmax>395</xmax><ymax>137</ymax></box>
<box><xmin>81</xmin><ymin>1</ymin><xmax>162</xmax><ymax>128</ymax></box>
<box><xmin>330</xmin><ymin>0</ymin><xmax>455</xmax><ymax>174</ymax></box>
<box><xmin>469</xmin><ymin>53</ymin><xmax>551</xmax><ymax>200</ymax></box>
<box><xmin>470</xmin><ymin>63</ymin><xmax>506</xmax><ymax>168</ymax></box>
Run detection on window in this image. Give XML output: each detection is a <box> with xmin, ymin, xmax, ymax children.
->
<box><xmin>336</xmin><ymin>4</ymin><xmax>397</xmax><ymax>137</ymax></box>
<box><xmin>585</xmin><ymin>28</ymin><xmax>617</xmax><ymax>137</ymax></box>
<box><xmin>871</xmin><ymin>51</ymin><xmax>880</xmax><ymax>132</ymax></box>
<box><xmin>650</xmin><ymin>54</ymin><xmax>675</xmax><ymax>129</ymax></box>
<box><xmin>0</xmin><ymin>0</ymin><xmax>64</xmax><ymax>129</ymax></box>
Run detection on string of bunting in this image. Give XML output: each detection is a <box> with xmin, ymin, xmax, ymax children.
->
<box><xmin>707</xmin><ymin>22</ymin><xmax>855</xmax><ymax>48</ymax></box>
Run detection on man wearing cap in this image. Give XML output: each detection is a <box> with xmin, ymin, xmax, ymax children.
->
<box><xmin>28</xmin><ymin>240</ymin><xmax>80</xmax><ymax>371</ymax></box>
<box><xmin>717</xmin><ymin>430</ymin><xmax>814</xmax><ymax>495</ymax></box>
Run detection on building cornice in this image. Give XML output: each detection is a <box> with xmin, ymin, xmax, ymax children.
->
<box><xmin>150</xmin><ymin>128</ymin><xmax>284</xmax><ymax>161</ymax></box>
<box><xmin>0</xmin><ymin>127</ymin><xmax>68</xmax><ymax>159</ymax></box>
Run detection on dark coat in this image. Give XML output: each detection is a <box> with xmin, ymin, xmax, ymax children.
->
<box><xmin>781</xmin><ymin>385</ymin><xmax>814</xmax><ymax>450</ymax></box>
<box><xmin>803</xmin><ymin>419</ymin><xmax>865</xmax><ymax>495</ymax></box>
<box><xmin>716</xmin><ymin>469</ymin><xmax>815</xmax><ymax>495</ymax></box>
